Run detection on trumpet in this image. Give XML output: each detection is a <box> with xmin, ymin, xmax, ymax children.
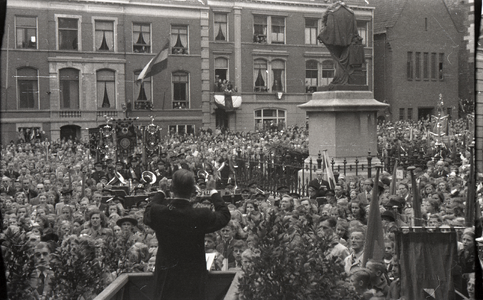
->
<box><xmin>256</xmin><ymin>187</ymin><xmax>266</xmax><ymax>195</ymax></box>
<box><xmin>141</xmin><ymin>171</ymin><xmax>157</xmax><ymax>185</ymax></box>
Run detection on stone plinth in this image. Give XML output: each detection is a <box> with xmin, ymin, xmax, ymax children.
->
<box><xmin>298</xmin><ymin>90</ymin><xmax>388</xmax><ymax>175</ymax></box>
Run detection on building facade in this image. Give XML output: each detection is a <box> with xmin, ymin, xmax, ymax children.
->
<box><xmin>372</xmin><ymin>0</ymin><xmax>461</xmax><ymax>122</ymax></box>
<box><xmin>1</xmin><ymin>0</ymin><xmax>374</xmax><ymax>144</ymax></box>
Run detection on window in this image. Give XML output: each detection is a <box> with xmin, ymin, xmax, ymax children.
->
<box><xmin>17</xmin><ymin>67</ymin><xmax>38</xmax><ymax>109</ymax></box>
<box><xmin>214</xmin><ymin>13</ymin><xmax>227</xmax><ymax>41</ymax></box>
<box><xmin>95</xmin><ymin>20</ymin><xmax>114</xmax><ymax>51</ymax></box>
<box><xmin>59</xmin><ymin>68</ymin><xmax>80</xmax><ymax>109</ymax></box>
<box><xmin>18</xmin><ymin>127</ymin><xmax>41</xmax><ymax>143</ymax></box>
<box><xmin>423</xmin><ymin>52</ymin><xmax>429</xmax><ymax>79</ymax></box>
<box><xmin>134</xmin><ymin>70</ymin><xmax>152</xmax><ymax>109</ymax></box>
<box><xmin>97</xmin><ymin>69</ymin><xmax>115</xmax><ymax>108</ymax></box>
<box><xmin>271</xmin><ymin>60</ymin><xmax>285</xmax><ymax>92</ymax></box>
<box><xmin>425</xmin><ymin>18</ymin><xmax>428</xmax><ymax>31</ymax></box>
<box><xmin>133</xmin><ymin>23</ymin><xmax>151</xmax><ymax>53</ymax></box>
<box><xmin>439</xmin><ymin>53</ymin><xmax>444</xmax><ymax>80</ymax></box>
<box><xmin>357</xmin><ymin>21</ymin><xmax>367</xmax><ymax>46</ymax></box>
<box><xmin>415</xmin><ymin>52</ymin><xmax>421</xmax><ymax>80</ymax></box>
<box><xmin>254</xmin><ymin>59</ymin><xmax>268</xmax><ymax>92</ymax></box>
<box><xmin>253</xmin><ymin>15</ymin><xmax>285</xmax><ymax>44</ymax></box>
<box><xmin>171</xmin><ymin>25</ymin><xmax>188</xmax><ymax>55</ymax></box>
<box><xmin>255</xmin><ymin>109</ymin><xmax>286</xmax><ymax>131</ymax></box>
<box><xmin>271</xmin><ymin>17</ymin><xmax>285</xmax><ymax>44</ymax></box>
<box><xmin>16</xmin><ymin>16</ymin><xmax>37</xmax><ymax>49</ymax></box>
<box><xmin>253</xmin><ymin>59</ymin><xmax>286</xmax><ymax>93</ymax></box>
<box><xmin>399</xmin><ymin>108</ymin><xmax>405</xmax><ymax>120</ymax></box>
<box><xmin>253</xmin><ymin>15</ymin><xmax>267</xmax><ymax>43</ymax></box>
<box><xmin>321</xmin><ymin>60</ymin><xmax>335</xmax><ymax>86</ymax></box>
<box><xmin>172</xmin><ymin>72</ymin><xmax>189</xmax><ymax>109</ymax></box>
<box><xmin>58</xmin><ymin>18</ymin><xmax>78</xmax><ymax>50</ymax></box>
<box><xmin>305</xmin><ymin>18</ymin><xmax>318</xmax><ymax>45</ymax></box>
<box><xmin>446</xmin><ymin>107</ymin><xmax>452</xmax><ymax>119</ymax></box>
<box><xmin>305</xmin><ymin>60</ymin><xmax>318</xmax><ymax>93</ymax></box>
<box><xmin>431</xmin><ymin>53</ymin><xmax>436</xmax><ymax>80</ymax></box>
<box><xmin>407</xmin><ymin>52</ymin><xmax>413</xmax><ymax>80</ymax></box>
<box><xmin>215</xmin><ymin>57</ymin><xmax>228</xmax><ymax>92</ymax></box>
<box><xmin>407</xmin><ymin>108</ymin><xmax>413</xmax><ymax>120</ymax></box>
<box><xmin>169</xmin><ymin>125</ymin><xmax>195</xmax><ymax>135</ymax></box>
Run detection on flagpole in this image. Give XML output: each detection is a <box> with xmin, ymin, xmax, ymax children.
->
<box><xmin>362</xmin><ymin>165</ymin><xmax>385</xmax><ymax>267</ymax></box>
<box><xmin>408</xmin><ymin>166</ymin><xmax>422</xmax><ymax>226</ymax></box>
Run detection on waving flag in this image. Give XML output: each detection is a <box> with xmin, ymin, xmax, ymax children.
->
<box><xmin>322</xmin><ymin>150</ymin><xmax>336</xmax><ymax>189</ymax></box>
<box><xmin>137</xmin><ymin>40</ymin><xmax>169</xmax><ymax>82</ymax></box>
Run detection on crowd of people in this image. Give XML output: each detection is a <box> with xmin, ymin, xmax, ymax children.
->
<box><xmin>0</xmin><ymin>116</ymin><xmax>479</xmax><ymax>300</ymax></box>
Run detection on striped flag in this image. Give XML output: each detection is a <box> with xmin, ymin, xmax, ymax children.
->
<box><xmin>137</xmin><ymin>40</ymin><xmax>169</xmax><ymax>82</ymax></box>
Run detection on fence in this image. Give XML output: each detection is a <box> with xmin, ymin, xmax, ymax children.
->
<box><xmin>231</xmin><ymin>148</ymin><xmax>462</xmax><ymax>196</ymax></box>
<box><xmin>232</xmin><ymin>151</ymin><xmax>376</xmax><ymax>197</ymax></box>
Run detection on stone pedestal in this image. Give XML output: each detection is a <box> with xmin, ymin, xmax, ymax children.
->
<box><xmin>298</xmin><ymin>89</ymin><xmax>389</xmax><ymax>176</ymax></box>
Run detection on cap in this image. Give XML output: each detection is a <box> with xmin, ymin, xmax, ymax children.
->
<box><xmin>325</xmin><ymin>190</ymin><xmax>335</xmax><ymax>196</ymax></box>
<box><xmin>288</xmin><ymin>192</ymin><xmax>300</xmax><ymax>199</ymax></box>
<box><xmin>107</xmin><ymin>195</ymin><xmax>125</xmax><ymax>204</ymax></box>
<box><xmin>248</xmin><ymin>182</ymin><xmax>258</xmax><ymax>188</ymax></box>
<box><xmin>277</xmin><ymin>186</ymin><xmax>289</xmax><ymax>192</ymax></box>
<box><xmin>116</xmin><ymin>161</ymin><xmax>124</xmax><ymax>166</ymax></box>
<box><xmin>94</xmin><ymin>162</ymin><xmax>103</xmax><ymax>167</ymax></box>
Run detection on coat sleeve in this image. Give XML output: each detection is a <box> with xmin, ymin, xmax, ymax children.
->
<box><xmin>143</xmin><ymin>198</ymin><xmax>168</xmax><ymax>230</ymax></box>
<box><xmin>202</xmin><ymin>192</ymin><xmax>231</xmax><ymax>233</ymax></box>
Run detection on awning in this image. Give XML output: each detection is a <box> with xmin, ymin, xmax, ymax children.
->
<box><xmin>214</xmin><ymin>94</ymin><xmax>242</xmax><ymax>111</ymax></box>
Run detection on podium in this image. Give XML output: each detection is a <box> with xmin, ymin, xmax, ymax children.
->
<box><xmin>93</xmin><ymin>271</ymin><xmax>237</xmax><ymax>300</ymax></box>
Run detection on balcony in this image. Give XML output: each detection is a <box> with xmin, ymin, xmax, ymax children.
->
<box><xmin>50</xmin><ymin>110</ymin><xmax>123</xmax><ymax>120</ymax></box>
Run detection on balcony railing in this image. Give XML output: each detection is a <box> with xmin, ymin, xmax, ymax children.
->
<box><xmin>50</xmin><ymin>110</ymin><xmax>124</xmax><ymax>120</ymax></box>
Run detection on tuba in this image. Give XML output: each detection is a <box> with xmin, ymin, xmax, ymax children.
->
<box><xmin>141</xmin><ymin>171</ymin><xmax>157</xmax><ymax>185</ymax></box>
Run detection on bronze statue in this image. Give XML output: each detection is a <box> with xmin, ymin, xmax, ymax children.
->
<box><xmin>318</xmin><ymin>1</ymin><xmax>365</xmax><ymax>86</ymax></box>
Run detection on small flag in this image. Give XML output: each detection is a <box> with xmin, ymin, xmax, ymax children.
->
<box><xmin>389</xmin><ymin>159</ymin><xmax>398</xmax><ymax>196</ymax></box>
<box><xmin>137</xmin><ymin>40</ymin><xmax>169</xmax><ymax>82</ymax></box>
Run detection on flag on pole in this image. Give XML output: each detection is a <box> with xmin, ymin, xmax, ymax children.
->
<box><xmin>362</xmin><ymin>166</ymin><xmax>385</xmax><ymax>267</ymax></box>
<box><xmin>465</xmin><ymin>145</ymin><xmax>475</xmax><ymax>227</ymax></box>
<box><xmin>322</xmin><ymin>150</ymin><xmax>336</xmax><ymax>189</ymax></box>
<box><xmin>137</xmin><ymin>40</ymin><xmax>169</xmax><ymax>82</ymax></box>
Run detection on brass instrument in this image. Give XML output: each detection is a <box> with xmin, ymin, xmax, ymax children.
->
<box><xmin>141</xmin><ymin>171</ymin><xmax>157</xmax><ymax>185</ymax></box>
<box><xmin>107</xmin><ymin>171</ymin><xmax>127</xmax><ymax>185</ymax></box>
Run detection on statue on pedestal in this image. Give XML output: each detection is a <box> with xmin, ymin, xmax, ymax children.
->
<box><xmin>318</xmin><ymin>1</ymin><xmax>365</xmax><ymax>86</ymax></box>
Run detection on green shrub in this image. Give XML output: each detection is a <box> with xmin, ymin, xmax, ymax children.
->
<box><xmin>238</xmin><ymin>211</ymin><xmax>357</xmax><ymax>300</ymax></box>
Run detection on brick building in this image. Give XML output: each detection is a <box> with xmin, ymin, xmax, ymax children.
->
<box><xmin>372</xmin><ymin>0</ymin><xmax>461</xmax><ymax>122</ymax></box>
<box><xmin>0</xmin><ymin>0</ymin><xmax>374</xmax><ymax>144</ymax></box>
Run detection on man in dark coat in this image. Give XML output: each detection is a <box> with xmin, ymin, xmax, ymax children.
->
<box><xmin>144</xmin><ymin>169</ymin><xmax>230</xmax><ymax>300</ymax></box>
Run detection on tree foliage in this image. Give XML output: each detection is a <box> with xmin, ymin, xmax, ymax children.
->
<box><xmin>237</xmin><ymin>211</ymin><xmax>357</xmax><ymax>300</ymax></box>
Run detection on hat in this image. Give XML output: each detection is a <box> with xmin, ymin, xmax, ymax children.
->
<box><xmin>94</xmin><ymin>162</ymin><xmax>103</xmax><ymax>167</ymax></box>
<box><xmin>255</xmin><ymin>192</ymin><xmax>266</xmax><ymax>199</ymax></box>
<box><xmin>241</xmin><ymin>188</ymin><xmax>250</xmax><ymax>194</ymax></box>
<box><xmin>325</xmin><ymin>190</ymin><xmax>335</xmax><ymax>196</ymax></box>
<box><xmin>381</xmin><ymin>211</ymin><xmax>396</xmax><ymax>222</ymax></box>
<box><xmin>248</xmin><ymin>182</ymin><xmax>258</xmax><ymax>188</ymax></box>
<box><xmin>387</xmin><ymin>196</ymin><xmax>405</xmax><ymax>208</ymax></box>
<box><xmin>106</xmin><ymin>159</ymin><xmax>113</xmax><ymax>164</ymax></box>
<box><xmin>116</xmin><ymin>161</ymin><xmax>124</xmax><ymax>166</ymax></box>
<box><xmin>277</xmin><ymin>186</ymin><xmax>289</xmax><ymax>192</ymax></box>
<box><xmin>116</xmin><ymin>216</ymin><xmax>138</xmax><ymax>227</ymax></box>
<box><xmin>288</xmin><ymin>192</ymin><xmax>300</xmax><ymax>199</ymax></box>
